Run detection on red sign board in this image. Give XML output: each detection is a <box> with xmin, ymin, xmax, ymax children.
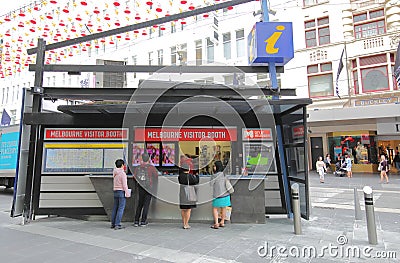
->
<box><xmin>292</xmin><ymin>126</ymin><xmax>304</xmax><ymax>139</ymax></box>
<box><xmin>44</xmin><ymin>128</ymin><xmax>129</xmax><ymax>140</ymax></box>
<box><xmin>134</xmin><ymin>127</ymin><xmax>237</xmax><ymax>142</ymax></box>
<box><xmin>242</xmin><ymin>128</ymin><xmax>272</xmax><ymax>141</ymax></box>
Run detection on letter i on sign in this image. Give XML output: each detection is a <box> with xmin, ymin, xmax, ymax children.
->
<box><xmin>265</xmin><ymin>25</ymin><xmax>285</xmax><ymax>54</ymax></box>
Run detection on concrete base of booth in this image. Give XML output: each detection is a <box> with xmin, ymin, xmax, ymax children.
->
<box><xmin>90</xmin><ymin>175</ymin><xmax>266</xmax><ymax>224</ymax></box>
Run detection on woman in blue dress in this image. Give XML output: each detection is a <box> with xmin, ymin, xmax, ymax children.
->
<box><xmin>210</xmin><ymin>160</ymin><xmax>231</xmax><ymax>229</ymax></box>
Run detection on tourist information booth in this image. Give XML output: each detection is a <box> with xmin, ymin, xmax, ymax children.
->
<box><xmin>16</xmin><ymin>76</ymin><xmax>311</xmax><ymax>223</ymax></box>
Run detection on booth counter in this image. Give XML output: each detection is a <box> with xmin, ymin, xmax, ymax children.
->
<box><xmin>89</xmin><ymin>174</ymin><xmax>265</xmax><ymax>224</ymax></box>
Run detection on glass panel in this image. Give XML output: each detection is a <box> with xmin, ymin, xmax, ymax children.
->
<box><xmin>309</xmin><ymin>74</ymin><xmax>334</xmax><ymax>97</ymax></box>
<box><xmin>361</xmin><ymin>66</ymin><xmax>388</xmax><ymax>92</ymax></box>
<box><xmin>307</xmin><ymin>65</ymin><xmax>318</xmax><ymax>74</ymax></box>
<box><xmin>370</xmin><ymin>9</ymin><xmax>384</xmax><ymax>19</ymax></box>
<box><xmin>206</xmin><ymin>38</ymin><xmax>214</xmax><ymax>63</ymax></box>
<box><xmin>195</xmin><ymin>40</ymin><xmax>202</xmax><ymax>66</ymax></box>
<box><xmin>305</xmin><ymin>20</ymin><xmax>315</xmax><ymax>29</ymax></box>
<box><xmin>353</xmin><ymin>71</ymin><xmax>359</xmax><ymax>94</ymax></box>
<box><xmin>353</xmin><ymin>13</ymin><xmax>367</xmax><ymax>23</ymax></box>
<box><xmin>321</xmin><ymin>63</ymin><xmax>332</xmax><ymax>72</ymax></box>
<box><xmin>317</xmin><ymin>17</ymin><xmax>329</xmax><ymax>26</ymax></box>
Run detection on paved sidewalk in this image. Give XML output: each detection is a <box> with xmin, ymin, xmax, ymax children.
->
<box><xmin>0</xmin><ymin>173</ymin><xmax>399</xmax><ymax>263</ymax></box>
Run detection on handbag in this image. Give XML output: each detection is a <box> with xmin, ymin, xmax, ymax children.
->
<box><xmin>377</xmin><ymin>164</ymin><xmax>382</xmax><ymax>171</ymax></box>
<box><xmin>184</xmin><ymin>174</ymin><xmax>197</xmax><ymax>202</ymax></box>
<box><xmin>225</xmin><ymin>178</ymin><xmax>234</xmax><ymax>194</ymax></box>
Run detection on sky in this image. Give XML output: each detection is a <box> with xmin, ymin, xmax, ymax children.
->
<box><xmin>0</xmin><ymin>0</ymin><xmax>32</xmax><ymax>15</ymax></box>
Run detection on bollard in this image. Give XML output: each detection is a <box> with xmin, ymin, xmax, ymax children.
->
<box><xmin>291</xmin><ymin>183</ymin><xmax>301</xmax><ymax>235</ymax></box>
<box><xmin>354</xmin><ymin>187</ymin><xmax>362</xmax><ymax>220</ymax></box>
<box><xmin>363</xmin><ymin>186</ymin><xmax>378</xmax><ymax>245</ymax></box>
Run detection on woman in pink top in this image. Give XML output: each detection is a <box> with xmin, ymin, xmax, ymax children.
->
<box><xmin>111</xmin><ymin>159</ymin><xmax>129</xmax><ymax>229</ymax></box>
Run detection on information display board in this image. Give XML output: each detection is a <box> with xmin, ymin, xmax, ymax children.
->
<box><xmin>42</xmin><ymin>143</ymin><xmax>128</xmax><ymax>174</ymax></box>
<box><xmin>0</xmin><ymin>131</ymin><xmax>19</xmax><ymax>171</ymax></box>
<box><xmin>243</xmin><ymin>142</ymin><xmax>276</xmax><ymax>174</ymax></box>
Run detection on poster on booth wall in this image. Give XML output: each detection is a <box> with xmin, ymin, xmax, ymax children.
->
<box><xmin>243</xmin><ymin>142</ymin><xmax>276</xmax><ymax>174</ymax></box>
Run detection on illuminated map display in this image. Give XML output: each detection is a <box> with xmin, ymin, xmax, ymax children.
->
<box><xmin>243</xmin><ymin>142</ymin><xmax>276</xmax><ymax>174</ymax></box>
<box><xmin>42</xmin><ymin>143</ymin><xmax>127</xmax><ymax>173</ymax></box>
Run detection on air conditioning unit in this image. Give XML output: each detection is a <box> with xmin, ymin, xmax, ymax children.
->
<box><xmin>95</xmin><ymin>59</ymin><xmax>127</xmax><ymax>88</ymax></box>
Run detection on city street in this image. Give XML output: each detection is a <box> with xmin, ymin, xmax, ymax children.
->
<box><xmin>0</xmin><ymin>172</ymin><xmax>399</xmax><ymax>263</ymax></box>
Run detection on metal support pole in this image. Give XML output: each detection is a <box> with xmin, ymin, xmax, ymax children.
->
<box><xmin>261</xmin><ymin>0</ymin><xmax>280</xmax><ymax>100</ymax></box>
<box><xmin>291</xmin><ymin>183</ymin><xmax>301</xmax><ymax>235</ymax></box>
<box><xmin>363</xmin><ymin>186</ymin><xmax>378</xmax><ymax>245</ymax></box>
<box><xmin>354</xmin><ymin>187</ymin><xmax>362</xmax><ymax>220</ymax></box>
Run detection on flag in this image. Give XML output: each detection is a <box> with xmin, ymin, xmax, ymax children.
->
<box><xmin>335</xmin><ymin>49</ymin><xmax>345</xmax><ymax>99</ymax></box>
<box><xmin>394</xmin><ymin>40</ymin><xmax>400</xmax><ymax>89</ymax></box>
<box><xmin>1</xmin><ymin>109</ymin><xmax>11</xmax><ymax>126</ymax></box>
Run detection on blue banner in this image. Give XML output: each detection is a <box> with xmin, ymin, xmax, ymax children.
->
<box><xmin>0</xmin><ymin>132</ymin><xmax>20</xmax><ymax>170</ymax></box>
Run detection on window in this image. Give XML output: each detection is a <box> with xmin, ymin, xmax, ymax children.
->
<box><xmin>171</xmin><ymin>22</ymin><xmax>176</xmax><ymax>33</ymax></box>
<box><xmin>171</xmin><ymin>46</ymin><xmax>177</xmax><ymax>65</ymax></box>
<box><xmin>206</xmin><ymin>38</ymin><xmax>214</xmax><ymax>63</ymax></box>
<box><xmin>178</xmin><ymin>43</ymin><xmax>187</xmax><ymax>65</ymax></box>
<box><xmin>157</xmin><ymin>49</ymin><xmax>163</xmax><ymax>65</ymax></box>
<box><xmin>148</xmin><ymin>51</ymin><xmax>153</xmax><ymax>66</ymax></box>
<box><xmin>352</xmin><ymin>54</ymin><xmax>389</xmax><ymax>93</ymax></box>
<box><xmin>6</xmin><ymin>87</ymin><xmax>9</xmax><ymax>104</ymax></box>
<box><xmin>62</xmin><ymin>73</ymin><xmax>66</xmax><ymax>86</ymax></box>
<box><xmin>132</xmin><ymin>55</ymin><xmax>137</xmax><ymax>79</ymax></box>
<box><xmin>305</xmin><ymin>17</ymin><xmax>330</xmax><ymax>47</ymax></box>
<box><xmin>236</xmin><ymin>29</ymin><xmax>245</xmax><ymax>57</ymax></box>
<box><xmin>391</xmin><ymin>53</ymin><xmax>398</xmax><ymax>90</ymax></box>
<box><xmin>223</xmin><ymin>32</ymin><xmax>231</xmax><ymax>60</ymax></box>
<box><xmin>353</xmin><ymin>9</ymin><xmax>385</xmax><ymax>39</ymax></box>
<box><xmin>307</xmin><ymin>63</ymin><xmax>333</xmax><ymax>97</ymax></box>
<box><xmin>303</xmin><ymin>0</ymin><xmax>328</xmax><ymax>7</ymax></box>
<box><xmin>195</xmin><ymin>40</ymin><xmax>202</xmax><ymax>66</ymax></box>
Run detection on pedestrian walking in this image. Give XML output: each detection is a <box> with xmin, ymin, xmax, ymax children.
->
<box><xmin>379</xmin><ymin>155</ymin><xmax>389</xmax><ymax>183</ymax></box>
<box><xmin>133</xmin><ymin>153</ymin><xmax>158</xmax><ymax>227</ymax></box>
<box><xmin>393</xmin><ymin>151</ymin><xmax>400</xmax><ymax>172</ymax></box>
<box><xmin>345</xmin><ymin>154</ymin><xmax>352</xmax><ymax>178</ymax></box>
<box><xmin>316</xmin><ymin>156</ymin><xmax>326</xmax><ymax>183</ymax></box>
<box><xmin>324</xmin><ymin>154</ymin><xmax>332</xmax><ymax>173</ymax></box>
<box><xmin>111</xmin><ymin>159</ymin><xmax>129</xmax><ymax>230</ymax></box>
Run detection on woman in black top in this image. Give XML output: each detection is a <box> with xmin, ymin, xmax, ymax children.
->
<box><xmin>178</xmin><ymin>164</ymin><xmax>199</xmax><ymax>229</ymax></box>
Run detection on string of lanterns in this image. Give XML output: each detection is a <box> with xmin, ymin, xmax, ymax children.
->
<box><xmin>0</xmin><ymin>0</ymin><xmax>237</xmax><ymax>79</ymax></box>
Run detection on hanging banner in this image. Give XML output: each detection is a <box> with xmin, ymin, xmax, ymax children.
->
<box><xmin>242</xmin><ymin>128</ymin><xmax>272</xmax><ymax>141</ymax></box>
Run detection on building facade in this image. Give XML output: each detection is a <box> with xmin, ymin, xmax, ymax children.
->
<box><xmin>1</xmin><ymin>0</ymin><xmax>399</xmax><ymax>172</ymax></box>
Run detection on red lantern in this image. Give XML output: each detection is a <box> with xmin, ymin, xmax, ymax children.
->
<box><xmin>125</xmin><ymin>33</ymin><xmax>130</xmax><ymax>40</ymax></box>
<box><xmin>146</xmin><ymin>1</ymin><xmax>153</xmax><ymax>6</ymax></box>
<box><xmin>81</xmin><ymin>31</ymin><xmax>86</xmax><ymax>36</ymax></box>
<box><xmin>165</xmin><ymin>11</ymin><xmax>170</xmax><ymax>17</ymax></box>
<box><xmin>69</xmin><ymin>52</ymin><xmax>73</xmax><ymax>57</ymax></box>
<box><xmin>227</xmin><ymin>6</ymin><xmax>233</xmax><ymax>10</ymax></box>
<box><xmin>115</xmin><ymin>20</ymin><xmax>121</xmax><ymax>26</ymax></box>
<box><xmin>124</xmin><ymin>6</ymin><xmax>131</xmax><ymax>14</ymax></box>
<box><xmin>180</xmin><ymin>19</ymin><xmax>186</xmax><ymax>25</ymax></box>
<box><xmin>19</xmin><ymin>10</ymin><xmax>26</xmax><ymax>17</ymax></box>
<box><xmin>29</xmin><ymin>40</ymin><xmax>35</xmax><ymax>46</ymax></box>
<box><xmin>188</xmin><ymin>3</ymin><xmax>195</xmax><ymax>10</ymax></box>
<box><xmin>62</xmin><ymin>6</ymin><xmax>69</xmax><ymax>13</ymax></box>
<box><xmin>76</xmin><ymin>14</ymin><xmax>82</xmax><ymax>21</ymax></box>
<box><xmin>85</xmin><ymin>42</ymin><xmax>91</xmax><ymax>46</ymax></box>
<box><xmin>135</xmin><ymin>13</ymin><xmax>141</xmax><ymax>20</ymax></box>
<box><xmin>60</xmin><ymin>51</ymin><xmax>65</xmax><ymax>56</ymax></box>
<box><xmin>203</xmin><ymin>13</ymin><xmax>209</xmax><ymax>18</ymax></box>
<box><xmin>46</xmin><ymin>12</ymin><xmax>53</xmax><ymax>19</ymax></box>
<box><xmin>113</xmin><ymin>1</ymin><xmax>120</xmax><ymax>6</ymax></box>
<box><xmin>66</xmin><ymin>35</ymin><xmax>71</xmax><ymax>40</ymax></box>
<box><xmin>156</xmin><ymin>5</ymin><xmax>162</xmax><ymax>12</ymax></box>
<box><xmin>142</xmin><ymin>29</ymin><xmax>148</xmax><ymax>36</ymax></box>
<box><xmin>5</xmin><ymin>30</ymin><xmax>11</xmax><ymax>36</ymax></box>
<box><xmin>116</xmin><ymin>35</ymin><xmax>122</xmax><ymax>39</ymax></box>
<box><xmin>109</xmin><ymin>39</ymin><xmax>115</xmax><ymax>45</ymax></box>
<box><xmin>82</xmin><ymin>46</ymin><xmax>87</xmax><ymax>52</ymax></box>
<box><xmin>42</xmin><ymin>32</ymin><xmax>48</xmax><ymax>37</ymax></box>
<box><xmin>56</xmin><ymin>29</ymin><xmax>61</xmax><ymax>36</ymax></box>
<box><xmin>50</xmin><ymin>0</ymin><xmax>57</xmax><ymax>4</ymax></box>
<box><xmin>97</xmin><ymin>26</ymin><xmax>103</xmax><ymax>32</ymax></box>
<box><xmin>53</xmin><ymin>36</ymin><xmax>59</xmax><ymax>41</ymax></box>
<box><xmin>18</xmin><ymin>36</ymin><xmax>23</xmax><ymax>42</ymax></box>
<box><xmin>95</xmin><ymin>44</ymin><xmax>100</xmax><ymax>49</ymax></box>
<box><xmin>160</xmin><ymin>25</ymin><xmax>166</xmax><ymax>30</ymax></box>
<box><xmin>59</xmin><ymin>20</ymin><xmax>66</xmax><ymax>26</ymax></box>
<box><xmin>93</xmin><ymin>7</ymin><xmax>100</xmax><ymax>14</ymax></box>
<box><xmin>153</xmin><ymin>24</ymin><xmax>158</xmax><ymax>28</ymax></box>
<box><xmin>87</xmin><ymin>20</ymin><xmax>93</xmax><ymax>27</ymax></box>
<box><xmin>30</xmin><ymin>18</ymin><xmax>37</xmax><ymax>24</ymax></box>
<box><xmin>134</xmin><ymin>30</ymin><xmax>139</xmax><ymax>34</ymax></box>
<box><xmin>34</xmin><ymin>5</ymin><xmax>40</xmax><ymax>11</ymax></box>
<box><xmin>44</xmin><ymin>25</ymin><xmax>50</xmax><ymax>31</ymax></box>
<box><xmin>30</xmin><ymin>27</ymin><xmax>36</xmax><ymax>32</ymax></box>
<box><xmin>104</xmin><ymin>14</ymin><xmax>110</xmax><ymax>20</ymax></box>
<box><xmin>5</xmin><ymin>42</ymin><xmax>10</xmax><ymax>47</ymax></box>
<box><xmin>80</xmin><ymin>1</ymin><xmax>88</xmax><ymax>6</ymax></box>
<box><xmin>180</xmin><ymin>0</ymin><xmax>187</xmax><ymax>4</ymax></box>
<box><xmin>100</xmin><ymin>38</ymin><xmax>106</xmax><ymax>43</ymax></box>
<box><xmin>71</xmin><ymin>26</ymin><xmax>76</xmax><ymax>32</ymax></box>
<box><xmin>4</xmin><ymin>16</ymin><xmax>11</xmax><ymax>22</ymax></box>
<box><xmin>18</xmin><ymin>21</ymin><xmax>25</xmax><ymax>28</ymax></box>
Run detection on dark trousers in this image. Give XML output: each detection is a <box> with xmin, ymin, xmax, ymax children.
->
<box><xmin>134</xmin><ymin>186</ymin><xmax>152</xmax><ymax>223</ymax></box>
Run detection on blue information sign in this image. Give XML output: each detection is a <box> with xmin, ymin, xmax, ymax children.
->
<box><xmin>248</xmin><ymin>22</ymin><xmax>294</xmax><ymax>65</ymax></box>
<box><xmin>0</xmin><ymin>132</ymin><xmax>19</xmax><ymax>170</ymax></box>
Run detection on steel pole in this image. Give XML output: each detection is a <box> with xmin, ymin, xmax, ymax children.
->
<box><xmin>291</xmin><ymin>183</ymin><xmax>301</xmax><ymax>235</ymax></box>
<box><xmin>363</xmin><ymin>186</ymin><xmax>378</xmax><ymax>245</ymax></box>
<box><xmin>354</xmin><ymin>187</ymin><xmax>362</xmax><ymax>220</ymax></box>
